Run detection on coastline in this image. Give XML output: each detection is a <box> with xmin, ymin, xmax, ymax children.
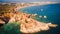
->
<box><xmin>11</xmin><ymin>2</ymin><xmax>58</xmax><ymax>33</ymax></box>
<box><xmin>7</xmin><ymin>11</ymin><xmax>58</xmax><ymax>33</ymax></box>
<box><xmin>12</xmin><ymin>2</ymin><xmax>59</xmax><ymax>33</ymax></box>
<box><xmin>14</xmin><ymin>2</ymin><xmax>59</xmax><ymax>11</ymax></box>
<box><xmin>0</xmin><ymin>2</ymin><xmax>59</xmax><ymax>34</ymax></box>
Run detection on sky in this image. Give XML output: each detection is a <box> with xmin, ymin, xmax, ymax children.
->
<box><xmin>0</xmin><ymin>0</ymin><xmax>60</xmax><ymax>2</ymax></box>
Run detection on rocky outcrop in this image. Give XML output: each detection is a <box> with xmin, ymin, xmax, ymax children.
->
<box><xmin>0</xmin><ymin>12</ymin><xmax>58</xmax><ymax>33</ymax></box>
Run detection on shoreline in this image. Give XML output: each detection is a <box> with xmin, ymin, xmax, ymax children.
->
<box><xmin>7</xmin><ymin>12</ymin><xmax>57</xmax><ymax>33</ymax></box>
<box><xmin>12</xmin><ymin>2</ymin><xmax>58</xmax><ymax>33</ymax></box>
<box><xmin>14</xmin><ymin>2</ymin><xmax>59</xmax><ymax>11</ymax></box>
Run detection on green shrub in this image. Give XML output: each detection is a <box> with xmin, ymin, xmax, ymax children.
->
<box><xmin>0</xmin><ymin>22</ymin><xmax>22</xmax><ymax>34</ymax></box>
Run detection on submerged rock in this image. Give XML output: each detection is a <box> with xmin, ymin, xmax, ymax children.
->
<box><xmin>47</xmin><ymin>23</ymin><xmax>58</xmax><ymax>27</ymax></box>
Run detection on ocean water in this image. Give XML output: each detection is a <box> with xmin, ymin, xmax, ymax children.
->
<box><xmin>20</xmin><ymin>3</ymin><xmax>60</xmax><ymax>34</ymax></box>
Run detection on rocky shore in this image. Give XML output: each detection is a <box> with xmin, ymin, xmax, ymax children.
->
<box><xmin>0</xmin><ymin>11</ymin><xmax>58</xmax><ymax>33</ymax></box>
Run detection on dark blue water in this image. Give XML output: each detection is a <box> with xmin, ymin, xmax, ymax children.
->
<box><xmin>20</xmin><ymin>3</ymin><xmax>60</xmax><ymax>34</ymax></box>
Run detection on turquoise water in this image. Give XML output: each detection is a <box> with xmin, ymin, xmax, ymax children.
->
<box><xmin>20</xmin><ymin>3</ymin><xmax>60</xmax><ymax>34</ymax></box>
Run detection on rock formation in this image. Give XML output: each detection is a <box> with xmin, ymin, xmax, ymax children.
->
<box><xmin>0</xmin><ymin>12</ymin><xmax>58</xmax><ymax>33</ymax></box>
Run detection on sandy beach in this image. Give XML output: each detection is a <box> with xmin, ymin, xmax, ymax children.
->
<box><xmin>14</xmin><ymin>2</ymin><xmax>59</xmax><ymax>11</ymax></box>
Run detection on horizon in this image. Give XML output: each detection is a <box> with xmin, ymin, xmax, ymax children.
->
<box><xmin>0</xmin><ymin>0</ymin><xmax>60</xmax><ymax>2</ymax></box>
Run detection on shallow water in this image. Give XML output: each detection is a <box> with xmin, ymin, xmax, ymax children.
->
<box><xmin>20</xmin><ymin>3</ymin><xmax>60</xmax><ymax>34</ymax></box>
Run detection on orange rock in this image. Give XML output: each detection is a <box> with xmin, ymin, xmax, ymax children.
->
<box><xmin>0</xmin><ymin>19</ymin><xmax>5</xmax><ymax>24</ymax></box>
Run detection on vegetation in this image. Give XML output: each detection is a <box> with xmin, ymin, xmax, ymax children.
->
<box><xmin>0</xmin><ymin>22</ymin><xmax>21</xmax><ymax>34</ymax></box>
<box><xmin>0</xmin><ymin>4</ymin><xmax>16</xmax><ymax>13</ymax></box>
<box><xmin>0</xmin><ymin>4</ymin><xmax>22</xmax><ymax>34</ymax></box>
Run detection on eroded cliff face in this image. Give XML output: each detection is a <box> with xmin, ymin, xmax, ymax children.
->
<box><xmin>0</xmin><ymin>12</ymin><xmax>58</xmax><ymax>33</ymax></box>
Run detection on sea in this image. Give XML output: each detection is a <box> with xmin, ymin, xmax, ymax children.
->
<box><xmin>19</xmin><ymin>3</ymin><xmax>60</xmax><ymax>34</ymax></box>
